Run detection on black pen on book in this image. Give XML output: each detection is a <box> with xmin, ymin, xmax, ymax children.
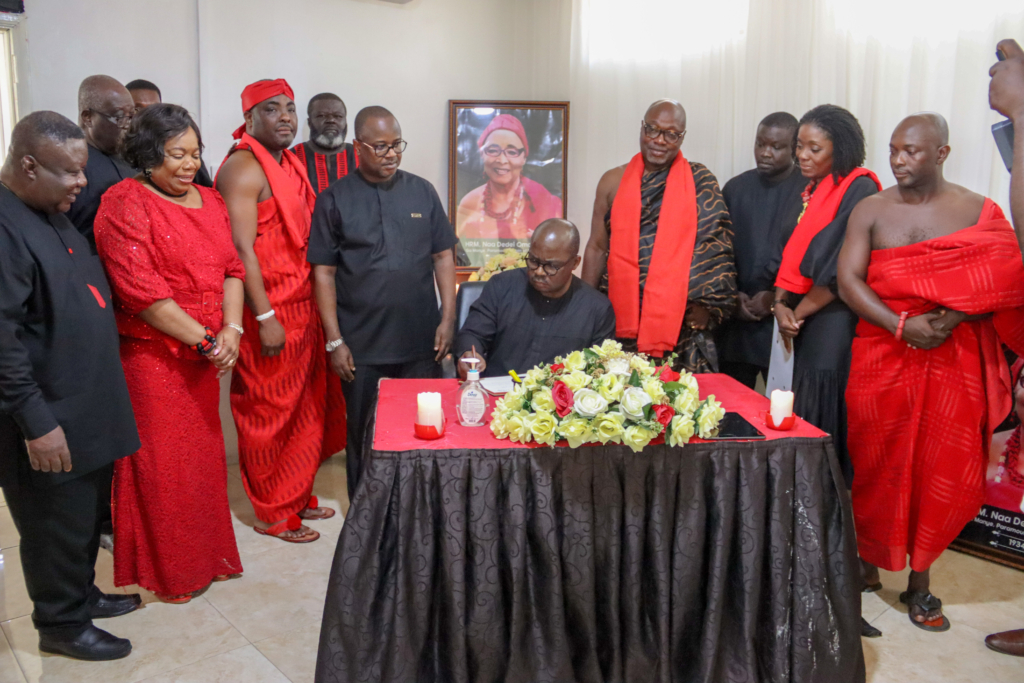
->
<box><xmin>993</xmin><ymin>47</ymin><xmax>1016</xmax><ymax>172</ymax></box>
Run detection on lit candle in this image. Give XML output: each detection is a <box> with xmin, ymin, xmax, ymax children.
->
<box><xmin>770</xmin><ymin>390</ymin><xmax>794</xmax><ymax>425</ymax></box>
<box><xmin>417</xmin><ymin>392</ymin><xmax>444</xmax><ymax>430</ymax></box>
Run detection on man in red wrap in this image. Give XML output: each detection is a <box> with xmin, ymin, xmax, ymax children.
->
<box><xmin>216</xmin><ymin>79</ymin><xmax>347</xmax><ymax>543</ymax></box>
<box><xmin>839</xmin><ymin>113</ymin><xmax>1024</xmax><ymax>633</ymax></box>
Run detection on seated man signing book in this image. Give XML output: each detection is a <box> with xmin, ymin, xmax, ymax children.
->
<box><xmin>455</xmin><ymin>219</ymin><xmax>615</xmax><ymax>379</ymax></box>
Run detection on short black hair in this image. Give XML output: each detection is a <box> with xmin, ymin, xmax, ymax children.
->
<box><xmin>354</xmin><ymin>105</ymin><xmax>395</xmax><ymax>139</ymax></box>
<box><xmin>125</xmin><ymin>79</ymin><xmax>161</xmax><ymax>99</ymax></box>
<box><xmin>798</xmin><ymin>104</ymin><xmax>866</xmax><ymax>182</ymax></box>
<box><xmin>307</xmin><ymin>92</ymin><xmax>344</xmax><ymax>117</ymax></box>
<box><xmin>10</xmin><ymin>111</ymin><xmax>84</xmax><ymax>158</ymax></box>
<box><xmin>120</xmin><ymin>103</ymin><xmax>202</xmax><ymax>171</ymax></box>
<box><xmin>759</xmin><ymin>111</ymin><xmax>798</xmax><ymax>134</ymax></box>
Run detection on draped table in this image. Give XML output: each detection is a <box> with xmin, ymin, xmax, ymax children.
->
<box><xmin>316</xmin><ymin>375</ymin><xmax>864</xmax><ymax>683</ymax></box>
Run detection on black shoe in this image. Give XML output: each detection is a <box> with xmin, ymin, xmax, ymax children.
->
<box><xmin>38</xmin><ymin>625</ymin><xmax>132</xmax><ymax>661</ymax></box>
<box><xmin>861</xmin><ymin>617</ymin><xmax>882</xmax><ymax>638</ymax></box>
<box><xmin>89</xmin><ymin>592</ymin><xmax>142</xmax><ymax>619</ymax></box>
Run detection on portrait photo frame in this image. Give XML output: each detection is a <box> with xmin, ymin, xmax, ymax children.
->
<box><xmin>448</xmin><ymin>100</ymin><xmax>570</xmax><ymax>271</ymax></box>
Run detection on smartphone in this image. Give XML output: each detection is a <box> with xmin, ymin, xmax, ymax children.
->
<box><xmin>702</xmin><ymin>412</ymin><xmax>766</xmax><ymax>441</ymax></box>
<box><xmin>994</xmin><ymin>47</ymin><xmax>1015</xmax><ymax>172</ymax></box>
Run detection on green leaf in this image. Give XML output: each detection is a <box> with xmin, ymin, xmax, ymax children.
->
<box><xmin>693</xmin><ymin>398</ymin><xmax>710</xmax><ymax>423</ymax></box>
<box><xmin>629</xmin><ymin>369</ymin><xmax>641</xmax><ymax>387</ymax></box>
<box><xmin>663</xmin><ymin>381</ymin><xmax>682</xmax><ymax>393</ymax></box>
<box><xmin>583</xmin><ymin>348</ymin><xmax>599</xmax><ymax>361</ymax></box>
<box><xmin>643</xmin><ymin>404</ymin><xmax>654</xmax><ymax>420</ymax></box>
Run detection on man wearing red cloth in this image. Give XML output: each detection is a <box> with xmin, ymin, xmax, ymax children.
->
<box><xmin>216</xmin><ymin>79</ymin><xmax>346</xmax><ymax>543</ymax></box>
<box><xmin>582</xmin><ymin>99</ymin><xmax>735</xmax><ymax>372</ymax></box>
<box><xmin>290</xmin><ymin>93</ymin><xmax>358</xmax><ymax>195</ymax></box>
<box><xmin>839</xmin><ymin>113</ymin><xmax>1024</xmax><ymax>633</ymax></box>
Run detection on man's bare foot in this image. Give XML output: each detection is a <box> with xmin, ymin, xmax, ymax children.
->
<box><xmin>254</xmin><ymin>516</ymin><xmax>319</xmax><ymax>543</ymax></box>
<box><xmin>297</xmin><ymin>496</ymin><xmax>336</xmax><ymax>521</ymax></box>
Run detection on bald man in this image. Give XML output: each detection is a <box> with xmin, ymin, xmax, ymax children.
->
<box><xmin>455</xmin><ymin>218</ymin><xmax>615</xmax><ymax>379</ymax></box>
<box><xmin>582</xmin><ymin>99</ymin><xmax>736</xmax><ymax>372</ymax></box>
<box><xmin>0</xmin><ymin>112</ymin><xmax>141</xmax><ymax>660</ymax></box>
<box><xmin>839</xmin><ymin>113</ymin><xmax>1024</xmax><ymax>634</ymax></box>
<box><xmin>66</xmin><ymin>75</ymin><xmax>135</xmax><ymax>252</ymax></box>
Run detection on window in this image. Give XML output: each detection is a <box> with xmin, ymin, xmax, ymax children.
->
<box><xmin>0</xmin><ymin>25</ymin><xmax>17</xmax><ymax>164</ymax></box>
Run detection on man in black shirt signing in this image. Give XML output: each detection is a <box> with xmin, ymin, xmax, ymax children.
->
<box><xmin>309</xmin><ymin>106</ymin><xmax>457</xmax><ymax>497</ymax></box>
<box><xmin>455</xmin><ymin>219</ymin><xmax>616</xmax><ymax>379</ymax></box>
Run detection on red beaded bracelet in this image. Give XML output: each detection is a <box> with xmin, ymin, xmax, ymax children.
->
<box><xmin>193</xmin><ymin>326</ymin><xmax>218</xmax><ymax>356</ymax></box>
<box><xmin>894</xmin><ymin>311</ymin><xmax>909</xmax><ymax>341</ymax></box>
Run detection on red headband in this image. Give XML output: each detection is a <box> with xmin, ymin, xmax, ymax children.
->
<box><xmin>477</xmin><ymin>114</ymin><xmax>529</xmax><ymax>157</ymax></box>
<box><xmin>232</xmin><ymin>79</ymin><xmax>295</xmax><ymax>139</ymax></box>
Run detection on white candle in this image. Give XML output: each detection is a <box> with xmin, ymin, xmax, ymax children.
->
<box><xmin>417</xmin><ymin>392</ymin><xmax>444</xmax><ymax>430</ymax></box>
<box><xmin>770</xmin><ymin>390</ymin><xmax>794</xmax><ymax>424</ymax></box>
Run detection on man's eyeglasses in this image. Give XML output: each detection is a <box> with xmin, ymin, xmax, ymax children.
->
<box><xmin>641</xmin><ymin>121</ymin><xmax>684</xmax><ymax>145</ymax></box>
<box><xmin>91</xmin><ymin>110</ymin><xmax>133</xmax><ymax>127</ymax></box>
<box><xmin>359</xmin><ymin>140</ymin><xmax>408</xmax><ymax>157</ymax></box>
<box><xmin>526</xmin><ymin>253</ymin><xmax>567</xmax><ymax>276</ymax></box>
<box><xmin>483</xmin><ymin>145</ymin><xmax>526</xmax><ymax>159</ymax></box>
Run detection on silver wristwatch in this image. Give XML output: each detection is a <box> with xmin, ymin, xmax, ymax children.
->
<box><xmin>325</xmin><ymin>338</ymin><xmax>345</xmax><ymax>353</ymax></box>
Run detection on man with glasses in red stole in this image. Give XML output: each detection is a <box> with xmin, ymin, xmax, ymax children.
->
<box><xmin>310</xmin><ymin>106</ymin><xmax>457</xmax><ymax>498</ymax></box>
<box><xmin>216</xmin><ymin>79</ymin><xmax>345</xmax><ymax>544</ymax></box>
<box><xmin>582</xmin><ymin>99</ymin><xmax>736</xmax><ymax>372</ymax></box>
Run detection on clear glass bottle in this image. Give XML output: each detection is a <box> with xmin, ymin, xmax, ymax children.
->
<box><xmin>457</xmin><ymin>358</ymin><xmax>489</xmax><ymax>427</ymax></box>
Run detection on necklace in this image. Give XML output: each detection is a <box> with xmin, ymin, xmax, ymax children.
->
<box><xmin>483</xmin><ymin>179</ymin><xmax>525</xmax><ymax>222</ymax></box>
<box><xmin>995</xmin><ymin>425</ymin><xmax>1024</xmax><ymax>488</ymax></box>
<box><xmin>797</xmin><ymin>180</ymin><xmax>818</xmax><ymax>224</ymax></box>
<box><xmin>145</xmin><ymin>176</ymin><xmax>189</xmax><ymax>199</ymax></box>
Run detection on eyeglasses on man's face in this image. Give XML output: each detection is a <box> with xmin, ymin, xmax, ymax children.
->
<box><xmin>641</xmin><ymin>121</ymin><xmax>684</xmax><ymax>145</ymax></box>
<box><xmin>91</xmin><ymin>109</ymin><xmax>133</xmax><ymax>128</ymax></box>
<box><xmin>483</xmin><ymin>145</ymin><xmax>526</xmax><ymax>159</ymax></box>
<box><xmin>526</xmin><ymin>253</ymin><xmax>567</xmax><ymax>276</ymax></box>
<box><xmin>359</xmin><ymin>139</ymin><xmax>407</xmax><ymax>157</ymax></box>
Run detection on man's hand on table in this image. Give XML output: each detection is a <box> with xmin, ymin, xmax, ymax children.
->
<box><xmin>458</xmin><ymin>347</ymin><xmax>486</xmax><ymax>381</ymax></box>
<box><xmin>330</xmin><ymin>343</ymin><xmax>357</xmax><ymax>382</ymax></box>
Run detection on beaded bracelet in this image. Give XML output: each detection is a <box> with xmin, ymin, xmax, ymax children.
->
<box><xmin>194</xmin><ymin>326</ymin><xmax>218</xmax><ymax>356</ymax></box>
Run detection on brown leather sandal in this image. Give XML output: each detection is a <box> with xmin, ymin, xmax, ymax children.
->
<box><xmin>254</xmin><ymin>514</ymin><xmax>319</xmax><ymax>543</ymax></box>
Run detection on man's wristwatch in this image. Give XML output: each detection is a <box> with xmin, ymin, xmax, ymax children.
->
<box><xmin>326</xmin><ymin>338</ymin><xmax>344</xmax><ymax>353</ymax></box>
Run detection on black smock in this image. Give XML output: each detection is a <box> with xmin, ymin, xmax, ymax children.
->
<box><xmin>454</xmin><ymin>269</ymin><xmax>616</xmax><ymax>378</ymax></box>
<box><xmin>65</xmin><ymin>144</ymin><xmax>134</xmax><ymax>251</ymax></box>
<box><xmin>307</xmin><ymin>168</ymin><xmax>458</xmax><ymax>365</ymax></box>
<box><xmin>716</xmin><ymin>168</ymin><xmax>805</xmax><ymax>373</ymax></box>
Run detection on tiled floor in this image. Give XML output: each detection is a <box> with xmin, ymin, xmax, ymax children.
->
<box><xmin>1</xmin><ymin>456</ymin><xmax>1023</xmax><ymax>682</ymax></box>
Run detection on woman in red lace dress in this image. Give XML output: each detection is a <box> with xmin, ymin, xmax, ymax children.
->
<box><xmin>95</xmin><ymin>104</ymin><xmax>244</xmax><ymax>602</ymax></box>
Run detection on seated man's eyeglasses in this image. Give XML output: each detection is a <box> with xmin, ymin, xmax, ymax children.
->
<box><xmin>91</xmin><ymin>110</ymin><xmax>133</xmax><ymax>127</ymax></box>
<box><xmin>526</xmin><ymin>253</ymin><xmax>567</xmax><ymax>276</ymax></box>
<box><xmin>641</xmin><ymin>121</ymin><xmax>683</xmax><ymax>145</ymax></box>
<box><xmin>361</xmin><ymin>140</ymin><xmax>408</xmax><ymax>157</ymax></box>
<box><xmin>483</xmin><ymin>145</ymin><xmax>526</xmax><ymax>159</ymax></box>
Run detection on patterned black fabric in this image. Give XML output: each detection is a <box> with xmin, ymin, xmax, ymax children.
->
<box><xmin>316</xmin><ymin>436</ymin><xmax>864</xmax><ymax>683</ymax></box>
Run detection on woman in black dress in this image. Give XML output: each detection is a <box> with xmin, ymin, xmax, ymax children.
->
<box><xmin>771</xmin><ymin>105</ymin><xmax>881</xmax><ymax>484</ymax></box>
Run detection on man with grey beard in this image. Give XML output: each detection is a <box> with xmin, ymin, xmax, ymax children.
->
<box><xmin>291</xmin><ymin>93</ymin><xmax>358</xmax><ymax>195</ymax></box>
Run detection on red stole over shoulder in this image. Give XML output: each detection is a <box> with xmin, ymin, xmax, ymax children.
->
<box><xmin>608</xmin><ymin>152</ymin><xmax>696</xmax><ymax>356</ymax></box>
<box><xmin>775</xmin><ymin>167</ymin><xmax>881</xmax><ymax>294</ymax></box>
<box><xmin>220</xmin><ymin>133</ymin><xmax>316</xmax><ymax>250</ymax></box>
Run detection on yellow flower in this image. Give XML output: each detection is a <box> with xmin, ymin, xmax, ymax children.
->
<box><xmin>490</xmin><ymin>411</ymin><xmax>509</xmax><ymax>438</ymax></box>
<box><xmin>523</xmin><ymin>366</ymin><xmax>548</xmax><ymax>390</ymax></box>
<box><xmin>562</xmin><ymin>350</ymin><xmax>586</xmax><ymax>372</ymax></box>
<box><xmin>531</xmin><ymin>388</ymin><xmax>555</xmax><ymax>412</ymax></box>
<box><xmin>623</xmin><ymin>424</ymin><xmax>656</xmax><ymax>453</ymax></box>
<box><xmin>597</xmin><ymin>373</ymin><xmax>625</xmax><ymax>403</ymax></box>
<box><xmin>529</xmin><ymin>411</ymin><xmax>558</xmax><ymax>446</ymax></box>
<box><xmin>482</xmin><ymin>271</ymin><xmax>493</xmax><ymax>282</ymax></box>
<box><xmin>641</xmin><ymin>377</ymin><xmax>667</xmax><ymax>404</ymax></box>
<box><xmin>561</xmin><ymin>370</ymin><xmax>592</xmax><ymax>392</ymax></box>
<box><xmin>629</xmin><ymin>354</ymin><xmax>650</xmax><ymax>372</ymax></box>
<box><xmin>672</xmin><ymin>390</ymin><xmax>698</xmax><ymax>416</ymax></box>
<box><xmin>506</xmin><ymin>412</ymin><xmax>530</xmax><ymax>443</ymax></box>
<box><xmin>592</xmin><ymin>412</ymin><xmax>626</xmax><ymax>444</ymax></box>
<box><xmin>668</xmin><ymin>413</ymin><xmax>695</xmax><ymax>447</ymax></box>
<box><xmin>594</xmin><ymin>339</ymin><xmax>623</xmax><ymax>358</ymax></box>
<box><xmin>557</xmin><ymin>416</ymin><xmax>593</xmax><ymax>449</ymax></box>
<box><xmin>468</xmin><ymin>272</ymin><xmax>480</xmax><ymax>282</ymax></box>
<box><xmin>696</xmin><ymin>396</ymin><xmax>726</xmax><ymax>439</ymax></box>
<box><xmin>678</xmin><ymin>371</ymin><xmax>699</xmax><ymax>399</ymax></box>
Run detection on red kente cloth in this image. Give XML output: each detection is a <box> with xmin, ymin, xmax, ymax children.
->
<box><xmin>221</xmin><ymin>135</ymin><xmax>347</xmax><ymax>523</ymax></box>
<box><xmin>776</xmin><ymin>168</ymin><xmax>881</xmax><ymax>294</ymax></box>
<box><xmin>94</xmin><ymin>181</ymin><xmax>244</xmax><ymax>595</ymax></box>
<box><xmin>847</xmin><ymin>200</ymin><xmax>1024</xmax><ymax>572</ymax></box>
<box><xmin>609</xmin><ymin>153</ymin><xmax>697</xmax><ymax>356</ymax></box>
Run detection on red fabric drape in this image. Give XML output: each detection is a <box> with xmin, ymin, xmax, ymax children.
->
<box><xmin>232</xmin><ymin>78</ymin><xmax>295</xmax><ymax>139</ymax></box>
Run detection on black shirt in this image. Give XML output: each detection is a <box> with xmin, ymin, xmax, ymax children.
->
<box><xmin>308</xmin><ymin>169</ymin><xmax>458</xmax><ymax>365</ymax></box>
<box><xmin>716</xmin><ymin>167</ymin><xmax>804</xmax><ymax>368</ymax></box>
<box><xmin>454</xmin><ymin>269</ymin><xmax>617</xmax><ymax>378</ymax></box>
<box><xmin>0</xmin><ymin>186</ymin><xmax>139</xmax><ymax>488</ymax></box>
<box><xmin>65</xmin><ymin>144</ymin><xmax>134</xmax><ymax>252</ymax></box>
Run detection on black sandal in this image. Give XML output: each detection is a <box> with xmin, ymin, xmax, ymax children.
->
<box><xmin>862</xmin><ymin>582</ymin><xmax>883</xmax><ymax>593</ymax></box>
<box><xmin>861</xmin><ymin>617</ymin><xmax>882</xmax><ymax>638</ymax></box>
<box><xmin>899</xmin><ymin>591</ymin><xmax>951</xmax><ymax>632</ymax></box>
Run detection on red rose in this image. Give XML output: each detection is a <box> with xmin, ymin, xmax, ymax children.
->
<box><xmin>657</xmin><ymin>365</ymin><xmax>680</xmax><ymax>383</ymax></box>
<box><xmin>552</xmin><ymin>380</ymin><xmax>574</xmax><ymax>417</ymax></box>
<box><xmin>652</xmin><ymin>404</ymin><xmax>675</xmax><ymax>428</ymax></box>
<box><xmin>550</xmin><ymin>363</ymin><xmax>565</xmax><ymax>374</ymax></box>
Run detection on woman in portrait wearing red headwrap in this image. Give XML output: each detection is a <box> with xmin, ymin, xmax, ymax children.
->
<box><xmin>988</xmin><ymin>359</ymin><xmax>1024</xmax><ymax>514</ymax></box>
<box><xmin>456</xmin><ymin>113</ymin><xmax>563</xmax><ymax>241</ymax></box>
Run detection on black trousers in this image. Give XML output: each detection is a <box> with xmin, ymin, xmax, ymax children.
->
<box><xmin>341</xmin><ymin>358</ymin><xmax>439</xmax><ymax>498</ymax></box>
<box><xmin>719</xmin><ymin>360</ymin><xmax>767</xmax><ymax>391</ymax></box>
<box><xmin>3</xmin><ymin>463</ymin><xmax>112</xmax><ymax>636</ymax></box>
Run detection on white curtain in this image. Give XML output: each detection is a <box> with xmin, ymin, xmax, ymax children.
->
<box><xmin>565</xmin><ymin>0</ymin><xmax>1024</xmax><ymax>239</ymax></box>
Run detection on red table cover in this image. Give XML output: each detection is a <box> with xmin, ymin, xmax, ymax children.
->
<box><xmin>373</xmin><ymin>373</ymin><xmax>826</xmax><ymax>452</ymax></box>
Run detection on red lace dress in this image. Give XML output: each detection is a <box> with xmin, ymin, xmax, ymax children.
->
<box><xmin>95</xmin><ymin>179</ymin><xmax>244</xmax><ymax>596</ymax></box>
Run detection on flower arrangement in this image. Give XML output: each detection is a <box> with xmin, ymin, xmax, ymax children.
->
<box><xmin>468</xmin><ymin>248</ymin><xmax>528</xmax><ymax>282</ymax></box>
<box><xmin>489</xmin><ymin>340</ymin><xmax>726</xmax><ymax>452</ymax></box>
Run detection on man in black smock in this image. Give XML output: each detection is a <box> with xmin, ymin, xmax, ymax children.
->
<box><xmin>455</xmin><ymin>219</ymin><xmax>616</xmax><ymax>378</ymax></box>
<box><xmin>65</xmin><ymin>75</ymin><xmax>135</xmax><ymax>251</ymax></box>
<box><xmin>715</xmin><ymin>112</ymin><xmax>805</xmax><ymax>388</ymax></box>
<box><xmin>310</xmin><ymin>106</ymin><xmax>457</xmax><ymax>497</ymax></box>
<box><xmin>0</xmin><ymin>112</ymin><xmax>141</xmax><ymax>661</ymax></box>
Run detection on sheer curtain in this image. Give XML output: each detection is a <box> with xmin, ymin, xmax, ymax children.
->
<box><xmin>565</xmin><ymin>0</ymin><xmax>1024</xmax><ymax>238</ymax></box>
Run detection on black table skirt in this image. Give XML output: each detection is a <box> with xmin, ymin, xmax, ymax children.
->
<box><xmin>316</xmin><ymin>437</ymin><xmax>864</xmax><ymax>683</ymax></box>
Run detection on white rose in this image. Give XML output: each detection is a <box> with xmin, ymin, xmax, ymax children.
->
<box><xmin>605</xmin><ymin>357</ymin><xmax>631</xmax><ymax>377</ymax></box>
<box><xmin>573</xmin><ymin>388</ymin><xmax>609</xmax><ymax>417</ymax></box>
<box><xmin>619</xmin><ymin>386</ymin><xmax>653</xmax><ymax>421</ymax></box>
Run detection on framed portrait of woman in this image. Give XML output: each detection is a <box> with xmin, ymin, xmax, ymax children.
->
<box><xmin>448</xmin><ymin>100</ymin><xmax>569</xmax><ymax>269</ymax></box>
